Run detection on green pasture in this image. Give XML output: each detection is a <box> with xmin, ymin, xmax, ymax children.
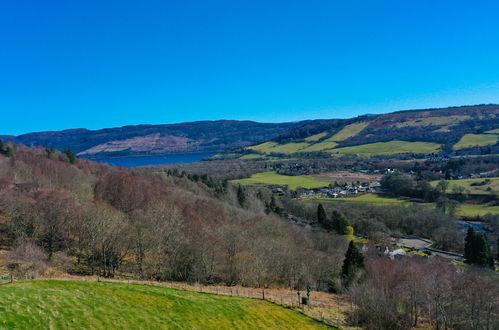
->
<box><xmin>0</xmin><ymin>280</ymin><xmax>327</xmax><ymax>330</ymax></box>
<box><xmin>453</xmin><ymin>134</ymin><xmax>498</xmax><ymax>150</ymax></box>
<box><xmin>232</xmin><ymin>171</ymin><xmax>330</xmax><ymax>189</ymax></box>
<box><xmin>328</xmin><ymin>140</ymin><xmax>442</xmax><ymax>156</ymax></box>
<box><xmin>430</xmin><ymin>177</ymin><xmax>499</xmax><ymax>195</ymax></box>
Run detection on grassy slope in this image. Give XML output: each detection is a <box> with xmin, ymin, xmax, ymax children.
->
<box><xmin>395</xmin><ymin>115</ymin><xmax>471</xmax><ymax>128</ymax></box>
<box><xmin>300</xmin><ymin>141</ymin><xmax>338</xmax><ymax>152</ymax></box>
<box><xmin>232</xmin><ymin>171</ymin><xmax>330</xmax><ymax>189</ymax></box>
<box><xmin>0</xmin><ymin>280</ymin><xmax>327</xmax><ymax>330</ymax></box>
<box><xmin>328</xmin><ymin>141</ymin><xmax>442</xmax><ymax>156</ymax></box>
<box><xmin>305</xmin><ymin>132</ymin><xmax>328</xmax><ymax>142</ymax></box>
<box><xmin>309</xmin><ymin>193</ymin><xmax>499</xmax><ymax>217</ymax></box>
<box><xmin>453</xmin><ymin>134</ymin><xmax>499</xmax><ymax>150</ymax></box>
<box><xmin>430</xmin><ymin>177</ymin><xmax>499</xmax><ymax>195</ymax></box>
<box><xmin>485</xmin><ymin>128</ymin><xmax>499</xmax><ymax>134</ymax></box>
<box><xmin>329</xmin><ymin>122</ymin><xmax>369</xmax><ymax>141</ymax></box>
<box><xmin>247</xmin><ymin>142</ymin><xmax>309</xmax><ymax>155</ymax></box>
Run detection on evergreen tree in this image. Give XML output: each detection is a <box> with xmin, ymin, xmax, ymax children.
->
<box><xmin>342</xmin><ymin>241</ymin><xmax>364</xmax><ymax>285</ymax></box>
<box><xmin>317</xmin><ymin>204</ymin><xmax>327</xmax><ymax>227</ymax></box>
<box><xmin>464</xmin><ymin>227</ymin><xmax>494</xmax><ymax>269</ymax></box>
<box><xmin>237</xmin><ymin>185</ymin><xmax>246</xmax><ymax>207</ymax></box>
<box><xmin>464</xmin><ymin>227</ymin><xmax>476</xmax><ymax>262</ymax></box>
<box><xmin>331</xmin><ymin>210</ymin><xmax>350</xmax><ymax>235</ymax></box>
<box><xmin>65</xmin><ymin>149</ymin><xmax>76</xmax><ymax>164</ymax></box>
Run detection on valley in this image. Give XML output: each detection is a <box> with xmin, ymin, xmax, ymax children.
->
<box><xmin>0</xmin><ymin>104</ymin><xmax>498</xmax><ymax>329</ymax></box>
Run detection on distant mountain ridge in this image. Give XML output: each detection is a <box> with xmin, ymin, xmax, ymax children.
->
<box><xmin>228</xmin><ymin>104</ymin><xmax>499</xmax><ymax>158</ymax></box>
<box><xmin>3</xmin><ymin>104</ymin><xmax>499</xmax><ymax>159</ymax></box>
<box><xmin>0</xmin><ymin>120</ymin><xmax>305</xmax><ymax>157</ymax></box>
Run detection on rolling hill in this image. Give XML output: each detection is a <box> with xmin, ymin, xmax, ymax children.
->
<box><xmin>0</xmin><ymin>280</ymin><xmax>327</xmax><ymax>329</ymax></box>
<box><xmin>234</xmin><ymin>104</ymin><xmax>499</xmax><ymax>158</ymax></box>
<box><xmin>0</xmin><ymin>120</ymin><xmax>304</xmax><ymax>158</ymax></box>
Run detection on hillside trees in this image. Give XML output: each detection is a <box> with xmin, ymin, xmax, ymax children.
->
<box><xmin>331</xmin><ymin>210</ymin><xmax>350</xmax><ymax>235</ymax></box>
<box><xmin>317</xmin><ymin>204</ymin><xmax>327</xmax><ymax>227</ymax></box>
<box><xmin>464</xmin><ymin>227</ymin><xmax>494</xmax><ymax>269</ymax></box>
<box><xmin>341</xmin><ymin>241</ymin><xmax>364</xmax><ymax>286</ymax></box>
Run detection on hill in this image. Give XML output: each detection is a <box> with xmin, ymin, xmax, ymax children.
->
<box><xmin>233</xmin><ymin>104</ymin><xmax>499</xmax><ymax>158</ymax></box>
<box><xmin>0</xmin><ymin>280</ymin><xmax>327</xmax><ymax>329</ymax></box>
<box><xmin>0</xmin><ymin>120</ymin><xmax>304</xmax><ymax>158</ymax></box>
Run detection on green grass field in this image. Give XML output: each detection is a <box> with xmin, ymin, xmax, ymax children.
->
<box><xmin>305</xmin><ymin>132</ymin><xmax>328</xmax><ymax>142</ymax></box>
<box><xmin>312</xmin><ymin>193</ymin><xmax>414</xmax><ymax>206</ymax></box>
<box><xmin>247</xmin><ymin>142</ymin><xmax>310</xmax><ymax>155</ymax></box>
<box><xmin>329</xmin><ymin>122</ymin><xmax>369</xmax><ymax>141</ymax></box>
<box><xmin>239</xmin><ymin>153</ymin><xmax>265</xmax><ymax>160</ymax></box>
<box><xmin>328</xmin><ymin>140</ymin><xmax>442</xmax><ymax>156</ymax></box>
<box><xmin>300</xmin><ymin>141</ymin><xmax>338</xmax><ymax>152</ymax></box>
<box><xmin>308</xmin><ymin>193</ymin><xmax>499</xmax><ymax>217</ymax></box>
<box><xmin>453</xmin><ymin>134</ymin><xmax>499</xmax><ymax>150</ymax></box>
<box><xmin>395</xmin><ymin>115</ymin><xmax>471</xmax><ymax>128</ymax></box>
<box><xmin>232</xmin><ymin>171</ymin><xmax>330</xmax><ymax>189</ymax></box>
<box><xmin>457</xmin><ymin>203</ymin><xmax>499</xmax><ymax>217</ymax></box>
<box><xmin>430</xmin><ymin>177</ymin><xmax>499</xmax><ymax>195</ymax></box>
<box><xmin>485</xmin><ymin>128</ymin><xmax>499</xmax><ymax>134</ymax></box>
<box><xmin>0</xmin><ymin>280</ymin><xmax>327</xmax><ymax>329</ymax></box>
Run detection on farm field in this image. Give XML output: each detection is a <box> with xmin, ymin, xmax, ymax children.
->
<box><xmin>307</xmin><ymin>193</ymin><xmax>499</xmax><ymax>217</ymax></box>
<box><xmin>395</xmin><ymin>115</ymin><xmax>471</xmax><ymax>128</ymax></box>
<box><xmin>300</xmin><ymin>141</ymin><xmax>338</xmax><ymax>152</ymax></box>
<box><xmin>329</xmin><ymin>122</ymin><xmax>369</xmax><ymax>141</ymax></box>
<box><xmin>232</xmin><ymin>171</ymin><xmax>330</xmax><ymax>189</ymax></box>
<box><xmin>457</xmin><ymin>203</ymin><xmax>499</xmax><ymax>217</ymax></box>
<box><xmin>305</xmin><ymin>132</ymin><xmax>328</xmax><ymax>142</ymax></box>
<box><xmin>247</xmin><ymin>142</ymin><xmax>309</xmax><ymax>154</ymax></box>
<box><xmin>0</xmin><ymin>280</ymin><xmax>328</xmax><ymax>329</ymax></box>
<box><xmin>313</xmin><ymin>171</ymin><xmax>382</xmax><ymax>184</ymax></box>
<box><xmin>312</xmin><ymin>193</ymin><xmax>415</xmax><ymax>206</ymax></box>
<box><xmin>430</xmin><ymin>177</ymin><xmax>499</xmax><ymax>195</ymax></box>
<box><xmin>328</xmin><ymin>140</ymin><xmax>442</xmax><ymax>156</ymax></box>
<box><xmin>453</xmin><ymin>133</ymin><xmax>499</xmax><ymax>150</ymax></box>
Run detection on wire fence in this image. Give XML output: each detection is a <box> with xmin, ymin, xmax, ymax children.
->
<box><xmin>23</xmin><ymin>275</ymin><xmax>356</xmax><ymax>328</ymax></box>
<box><xmin>95</xmin><ymin>278</ymin><xmax>355</xmax><ymax>328</ymax></box>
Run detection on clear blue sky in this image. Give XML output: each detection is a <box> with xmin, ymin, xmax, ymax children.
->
<box><xmin>1</xmin><ymin>0</ymin><xmax>499</xmax><ymax>135</ymax></box>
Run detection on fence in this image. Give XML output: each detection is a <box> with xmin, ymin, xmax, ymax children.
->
<box><xmin>93</xmin><ymin>278</ymin><xmax>355</xmax><ymax>328</ymax></box>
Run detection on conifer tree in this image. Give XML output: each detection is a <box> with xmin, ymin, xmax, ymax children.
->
<box><xmin>237</xmin><ymin>185</ymin><xmax>246</xmax><ymax>207</ymax></box>
<box><xmin>331</xmin><ymin>210</ymin><xmax>350</xmax><ymax>235</ymax></box>
<box><xmin>317</xmin><ymin>204</ymin><xmax>327</xmax><ymax>227</ymax></box>
<box><xmin>464</xmin><ymin>227</ymin><xmax>494</xmax><ymax>269</ymax></box>
<box><xmin>342</xmin><ymin>240</ymin><xmax>364</xmax><ymax>285</ymax></box>
<box><xmin>65</xmin><ymin>148</ymin><xmax>76</xmax><ymax>164</ymax></box>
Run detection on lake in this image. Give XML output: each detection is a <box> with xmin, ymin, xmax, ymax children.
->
<box><xmin>83</xmin><ymin>153</ymin><xmax>215</xmax><ymax>168</ymax></box>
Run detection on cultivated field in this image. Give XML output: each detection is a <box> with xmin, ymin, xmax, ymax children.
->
<box><xmin>232</xmin><ymin>171</ymin><xmax>330</xmax><ymax>189</ymax></box>
<box><xmin>328</xmin><ymin>140</ymin><xmax>442</xmax><ymax>156</ymax></box>
<box><xmin>329</xmin><ymin>122</ymin><xmax>369</xmax><ymax>141</ymax></box>
<box><xmin>430</xmin><ymin>177</ymin><xmax>499</xmax><ymax>195</ymax></box>
<box><xmin>394</xmin><ymin>115</ymin><xmax>471</xmax><ymax>128</ymax></box>
<box><xmin>309</xmin><ymin>193</ymin><xmax>499</xmax><ymax>217</ymax></box>
<box><xmin>453</xmin><ymin>133</ymin><xmax>499</xmax><ymax>150</ymax></box>
<box><xmin>313</xmin><ymin>171</ymin><xmax>382</xmax><ymax>184</ymax></box>
<box><xmin>0</xmin><ymin>280</ymin><xmax>330</xmax><ymax>329</ymax></box>
<box><xmin>248</xmin><ymin>142</ymin><xmax>309</xmax><ymax>154</ymax></box>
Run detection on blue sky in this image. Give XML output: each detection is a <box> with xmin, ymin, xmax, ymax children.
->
<box><xmin>1</xmin><ymin>0</ymin><xmax>498</xmax><ymax>135</ymax></box>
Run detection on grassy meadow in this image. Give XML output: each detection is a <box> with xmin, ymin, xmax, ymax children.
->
<box><xmin>328</xmin><ymin>141</ymin><xmax>442</xmax><ymax>156</ymax></box>
<box><xmin>329</xmin><ymin>122</ymin><xmax>369</xmax><ymax>141</ymax></box>
<box><xmin>453</xmin><ymin>133</ymin><xmax>499</xmax><ymax>150</ymax></box>
<box><xmin>0</xmin><ymin>280</ymin><xmax>328</xmax><ymax>330</ymax></box>
<box><xmin>430</xmin><ymin>177</ymin><xmax>499</xmax><ymax>195</ymax></box>
<box><xmin>232</xmin><ymin>171</ymin><xmax>330</xmax><ymax>189</ymax></box>
<box><xmin>309</xmin><ymin>193</ymin><xmax>499</xmax><ymax>217</ymax></box>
